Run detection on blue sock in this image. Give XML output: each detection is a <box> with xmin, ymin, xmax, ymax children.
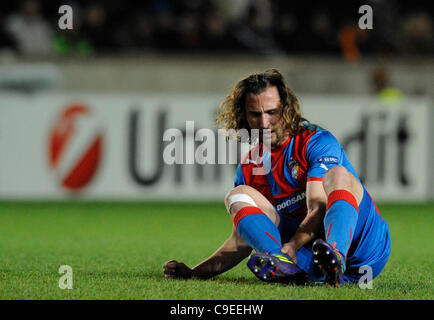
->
<box><xmin>324</xmin><ymin>190</ymin><xmax>359</xmax><ymax>271</ymax></box>
<box><xmin>233</xmin><ymin>207</ymin><xmax>283</xmax><ymax>256</ymax></box>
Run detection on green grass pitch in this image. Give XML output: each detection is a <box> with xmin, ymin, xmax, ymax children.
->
<box><xmin>0</xmin><ymin>201</ymin><xmax>432</xmax><ymax>300</ymax></box>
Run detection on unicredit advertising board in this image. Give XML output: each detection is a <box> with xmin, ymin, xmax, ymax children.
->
<box><xmin>0</xmin><ymin>92</ymin><xmax>431</xmax><ymax>201</ymax></box>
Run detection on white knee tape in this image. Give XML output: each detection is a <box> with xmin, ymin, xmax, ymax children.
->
<box><xmin>227</xmin><ymin>193</ymin><xmax>257</xmax><ymax>212</ymax></box>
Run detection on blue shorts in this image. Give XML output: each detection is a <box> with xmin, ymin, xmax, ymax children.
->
<box><xmin>277</xmin><ymin>187</ymin><xmax>391</xmax><ymax>283</ymax></box>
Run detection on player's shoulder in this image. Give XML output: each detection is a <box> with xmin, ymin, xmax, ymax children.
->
<box><xmin>304</xmin><ymin>124</ymin><xmax>345</xmax><ymax>165</ymax></box>
<box><xmin>296</xmin><ymin>123</ymin><xmax>343</xmax><ymax>161</ymax></box>
<box><xmin>303</xmin><ymin>123</ymin><xmax>339</xmax><ymax>146</ymax></box>
<box><xmin>292</xmin><ymin>122</ymin><xmax>317</xmax><ymax>143</ymax></box>
<box><xmin>234</xmin><ymin>162</ymin><xmax>246</xmax><ymax>186</ymax></box>
<box><xmin>293</xmin><ymin>122</ymin><xmax>333</xmax><ymax>146</ymax></box>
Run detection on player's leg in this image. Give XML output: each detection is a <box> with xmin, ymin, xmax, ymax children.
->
<box><xmin>342</xmin><ymin>188</ymin><xmax>392</xmax><ymax>283</ymax></box>
<box><xmin>322</xmin><ymin>165</ymin><xmax>363</xmax><ymax>259</ymax></box>
<box><xmin>224</xmin><ymin>185</ymin><xmax>307</xmax><ymax>283</ymax></box>
<box><xmin>313</xmin><ymin>165</ymin><xmax>364</xmax><ymax>286</ymax></box>
<box><xmin>225</xmin><ymin>185</ymin><xmax>282</xmax><ymax>255</ymax></box>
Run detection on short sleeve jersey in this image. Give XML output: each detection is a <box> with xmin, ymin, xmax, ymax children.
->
<box><xmin>234</xmin><ymin>124</ymin><xmax>359</xmax><ymax>219</ymax></box>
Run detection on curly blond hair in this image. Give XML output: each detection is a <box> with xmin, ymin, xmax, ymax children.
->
<box><xmin>215</xmin><ymin>69</ymin><xmax>308</xmax><ymax>140</ymax></box>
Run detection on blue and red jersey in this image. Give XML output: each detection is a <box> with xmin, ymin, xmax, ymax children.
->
<box><xmin>234</xmin><ymin>123</ymin><xmax>391</xmax><ymax>279</ymax></box>
<box><xmin>234</xmin><ymin>123</ymin><xmax>359</xmax><ymax>219</ymax></box>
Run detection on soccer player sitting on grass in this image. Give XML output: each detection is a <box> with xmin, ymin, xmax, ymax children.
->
<box><xmin>163</xmin><ymin>69</ymin><xmax>391</xmax><ymax>287</ymax></box>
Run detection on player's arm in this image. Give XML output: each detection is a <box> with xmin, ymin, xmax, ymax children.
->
<box><xmin>281</xmin><ymin>131</ymin><xmax>342</xmax><ymax>261</ymax></box>
<box><xmin>163</xmin><ymin>227</ymin><xmax>252</xmax><ymax>279</ymax></box>
<box><xmin>281</xmin><ymin>180</ymin><xmax>327</xmax><ymax>262</ymax></box>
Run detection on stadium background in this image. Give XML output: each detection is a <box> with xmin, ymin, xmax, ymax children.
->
<box><xmin>0</xmin><ymin>0</ymin><xmax>433</xmax><ymax>300</ymax></box>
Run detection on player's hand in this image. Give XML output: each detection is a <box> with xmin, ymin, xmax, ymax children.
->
<box><xmin>281</xmin><ymin>243</ymin><xmax>298</xmax><ymax>263</ymax></box>
<box><xmin>163</xmin><ymin>260</ymin><xmax>194</xmax><ymax>279</ymax></box>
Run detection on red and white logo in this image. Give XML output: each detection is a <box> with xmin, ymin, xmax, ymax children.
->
<box><xmin>48</xmin><ymin>104</ymin><xmax>103</xmax><ymax>192</ymax></box>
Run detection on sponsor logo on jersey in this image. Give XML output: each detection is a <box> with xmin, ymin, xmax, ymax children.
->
<box><xmin>276</xmin><ymin>191</ymin><xmax>306</xmax><ymax>212</ymax></box>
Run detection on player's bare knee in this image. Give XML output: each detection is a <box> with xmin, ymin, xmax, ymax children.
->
<box><xmin>322</xmin><ymin>166</ymin><xmax>352</xmax><ymax>194</ymax></box>
<box><xmin>323</xmin><ymin>166</ymin><xmax>363</xmax><ymax>203</ymax></box>
<box><xmin>224</xmin><ymin>186</ymin><xmax>279</xmax><ymax>225</ymax></box>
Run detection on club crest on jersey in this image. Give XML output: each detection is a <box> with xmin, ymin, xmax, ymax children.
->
<box><xmin>288</xmin><ymin>159</ymin><xmax>300</xmax><ymax>180</ymax></box>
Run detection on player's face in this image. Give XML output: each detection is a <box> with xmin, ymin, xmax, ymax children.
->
<box><xmin>245</xmin><ymin>86</ymin><xmax>289</xmax><ymax>147</ymax></box>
